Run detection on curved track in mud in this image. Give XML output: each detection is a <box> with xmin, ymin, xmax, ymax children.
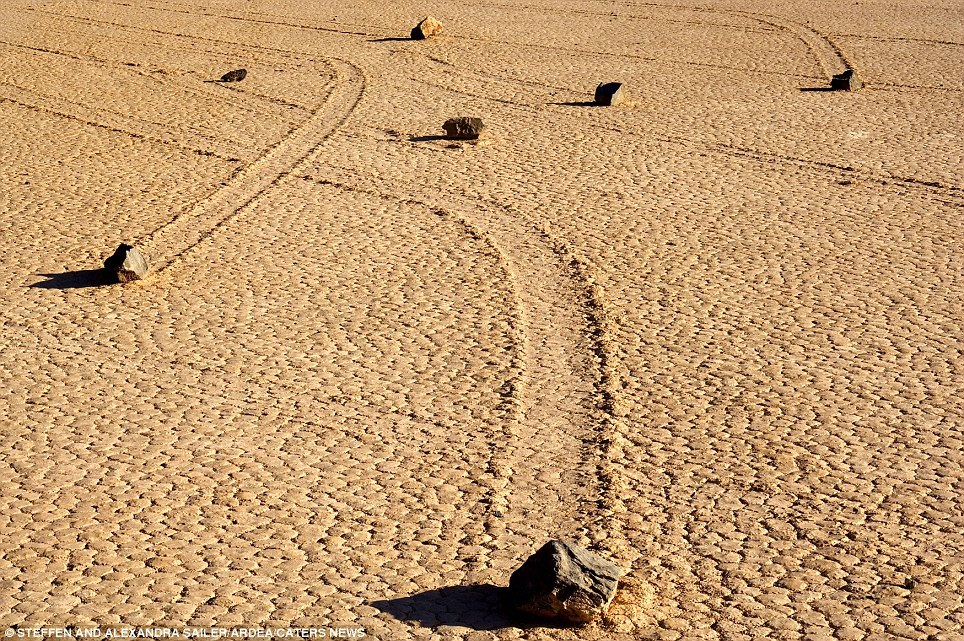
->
<box><xmin>137</xmin><ymin>59</ymin><xmax>366</xmax><ymax>273</ymax></box>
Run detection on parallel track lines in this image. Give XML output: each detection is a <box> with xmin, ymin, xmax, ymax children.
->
<box><xmin>138</xmin><ymin>59</ymin><xmax>367</xmax><ymax>274</ymax></box>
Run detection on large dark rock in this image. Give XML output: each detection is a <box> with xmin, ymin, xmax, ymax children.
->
<box><xmin>411</xmin><ymin>17</ymin><xmax>443</xmax><ymax>40</ymax></box>
<box><xmin>830</xmin><ymin>69</ymin><xmax>862</xmax><ymax>91</ymax></box>
<box><xmin>442</xmin><ymin>116</ymin><xmax>485</xmax><ymax>140</ymax></box>
<box><xmin>508</xmin><ymin>540</ymin><xmax>622</xmax><ymax>624</ymax></box>
<box><xmin>220</xmin><ymin>68</ymin><xmax>247</xmax><ymax>83</ymax></box>
<box><xmin>594</xmin><ymin>82</ymin><xmax>626</xmax><ymax>106</ymax></box>
<box><xmin>104</xmin><ymin>244</ymin><xmax>149</xmax><ymax>283</ymax></box>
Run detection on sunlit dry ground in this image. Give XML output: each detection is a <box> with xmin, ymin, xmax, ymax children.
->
<box><xmin>0</xmin><ymin>0</ymin><xmax>962</xmax><ymax>639</ymax></box>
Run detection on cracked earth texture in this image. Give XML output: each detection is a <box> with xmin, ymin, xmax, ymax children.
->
<box><xmin>0</xmin><ymin>0</ymin><xmax>962</xmax><ymax>639</ymax></box>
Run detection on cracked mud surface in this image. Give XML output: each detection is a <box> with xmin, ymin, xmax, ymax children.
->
<box><xmin>1</xmin><ymin>0</ymin><xmax>962</xmax><ymax>639</ymax></box>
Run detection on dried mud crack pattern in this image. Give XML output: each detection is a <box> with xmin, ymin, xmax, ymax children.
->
<box><xmin>2</xmin><ymin>0</ymin><xmax>963</xmax><ymax>638</ymax></box>
<box><xmin>1</xmin><ymin>180</ymin><xmax>527</xmax><ymax>634</ymax></box>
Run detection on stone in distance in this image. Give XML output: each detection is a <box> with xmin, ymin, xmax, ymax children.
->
<box><xmin>442</xmin><ymin>116</ymin><xmax>485</xmax><ymax>140</ymax></box>
<box><xmin>830</xmin><ymin>69</ymin><xmax>862</xmax><ymax>91</ymax></box>
<box><xmin>594</xmin><ymin>82</ymin><xmax>626</xmax><ymax>106</ymax></box>
<box><xmin>219</xmin><ymin>69</ymin><xmax>247</xmax><ymax>83</ymax></box>
<box><xmin>411</xmin><ymin>17</ymin><xmax>443</xmax><ymax>40</ymax></box>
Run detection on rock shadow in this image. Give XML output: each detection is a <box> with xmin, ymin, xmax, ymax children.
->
<box><xmin>372</xmin><ymin>584</ymin><xmax>552</xmax><ymax>631</ymax></box>
<box><xmin>548</xmin><ymin>101</ymin><xmax>598</xmax><ymax>107</ymax></box>
<box><xmin>368</xmin><ymin>37</ymin><xmax>412</xmax><ymax>42</ymax></box>
<box><xmin>30</xmin><ymin>269</ymin><xmax>115</xmax><ymax>289</ymax></box>
<box><xmin>409</xmin><ymin>134</ymin><xmax>450</xmax><ymax>142</ymax></box>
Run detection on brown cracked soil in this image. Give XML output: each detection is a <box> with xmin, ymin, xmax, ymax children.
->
<box><xmin>1</xmin><ymin>0</ymin><xmax>962</xmax><ymax>639</ymax></box>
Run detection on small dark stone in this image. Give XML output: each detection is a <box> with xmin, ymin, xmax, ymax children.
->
<box><xmin>594</xmin><ymin>82</ymin><xmax>626</xmax><ymax>106</ymax></box>
<box><xmin>508</xmin><ymin>540</ymin><xmax>622</xmax><ymax>625</ymax></box>
<box><xmin>220</xmin><ymin>68</ymin><xmax>247</xmax><ymax>83</ymax></box>
<box><xmin>411</xmin><ymin>17</ymin><xmax>443</xmax><ymax>40</ymax></box>
<box><xmin>830</xmin><ymin>69</ymin><xmax>862</xmax><ymax>91</ymax></box>
<box><xmin>104</xmin><ymin>243</ymin><xmax>149</xmax><ymax>283</ymax></box>
<box><xmin>442</xmin><ymin>116</ymin><xmax>485</xmax><ymax>140</ymax></box>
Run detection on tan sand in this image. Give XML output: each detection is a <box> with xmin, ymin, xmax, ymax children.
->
<box><xmin>1</xmin><ymin>0</ymin><xmax>962</xmax><ymax>638</ymax></box>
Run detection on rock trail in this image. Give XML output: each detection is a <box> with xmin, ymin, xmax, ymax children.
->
<box><xmin>137</xmin><ymin>59</ymin><xmax>365</xmax><ymax>274</ymax></box>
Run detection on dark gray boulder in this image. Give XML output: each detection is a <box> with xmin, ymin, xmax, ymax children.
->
<box><xmin>508</xmin><ymin>540</ymin><xmax>622</xmax><ymax>624</ymax></box>
<box><xmin>830</xmin><ymin>69</ymin><xmax>862</xmax><ymax>91</ymax></box>
<box><xmin>220</xmin><ymin>69</ymin><xmax>247</xmax><ymax>82</ymax></box>
<box><xmin>411</xmin><ymin>17</ymin><xmax>443</xmax><ymax>40</ymax></box>
<box><xmin>104</xmin><ymin>244</ymin><xmax>149</xmax><ymax>283</ymax></box>
<box><xmin>594</xmin><ymin>82</ymin><xmax>626</xmax><ymax>106</ymax></box>
<box><xmin>442</xmin><ymin>116</ymin><xmax>485</xmax><ymax>140</ymax></box>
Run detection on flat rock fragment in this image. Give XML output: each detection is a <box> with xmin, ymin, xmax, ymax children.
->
<box><xmin>219</xmin><ymin>68</ymin><xmax>247</xmax><ymax>82</ymax></box>
<box><xmin>508</xmin><ymin>540</ymin><xmax>622</xmax><ymax>624</ymax></box>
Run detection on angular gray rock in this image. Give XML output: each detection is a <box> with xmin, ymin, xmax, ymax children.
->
<box><xmin>830</xmin><ymin>69</ymin><xmax>862</xmax><ymax>91</ymax></box>
<box><xmin>104</xmin><ymin>243</ymin><xmax>149</xmax><ymax>283</ymax></box>
<box><xmin>220</xmin><ymin>68</ymin><xmax>247</xmax><ymax>82</ymax></box>
<box><xmin>442</xmin><ymin>116</ymin><xmax>485</xmax><ymax>140</ymax></box>
<box><xmin>508</xmin><ymin>540</ymin><xmax>622</xmax><ymax>624</ymax></box>
<box><xmin>411</xmin><ymin>17</ymin><xmax>443</xmax><ymax>40</ymax></box>
<box><xmin>594</xmin><ymin>82</ymin><xmax>626</xmax><ymax>106</ymax></box>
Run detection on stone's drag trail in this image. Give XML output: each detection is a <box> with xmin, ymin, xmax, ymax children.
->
<box><xmin>137</xmin><ymin>59</ymin><xmax>365</xmax><ymax>274</ymax></box>
<box><xmin>620</xmin><ymin>1</ymin><xmax>855</xmax><ymax>76</ymax></box>
<box><xmin>400</xmin><ymin>30</ymin><xmax>961</xmax><ymax>193</ymax></box>
<box><xmin>296</xmin><ymin>173</ymin><xmax>631</xmax><ymax>573</ymax></box>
